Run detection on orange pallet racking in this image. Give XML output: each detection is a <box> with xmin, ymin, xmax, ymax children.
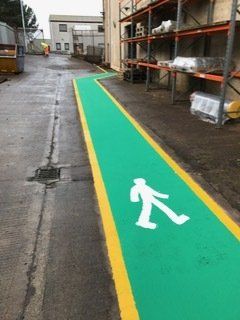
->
<box><xmin>119</xmin><ymin>0</ymin><xmax>240</xmax><ymax>126</ymax></box>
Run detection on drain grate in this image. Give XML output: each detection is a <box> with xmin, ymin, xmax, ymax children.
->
<box><xmin>35</xmin><ymin>167</ymin><xmax>60</xmax><ymax>181</ymax></box>
<box><xmin>27</xmin><ymin>166</ymin><xmax>60</xmax><ymax>184</ymax></box>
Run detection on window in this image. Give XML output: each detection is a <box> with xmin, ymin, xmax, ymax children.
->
<box><xmin>59</xmin><ymin>24</ymin><xmax>67</xmax><ymax>32</ymax></box>
<box><xmin>78</xmin><ymin>43</ymin><xmax>84</xmax><ymax>53</ymax></box>
<box><xmin>64</xmin><ymin>43</ymin><xmax>70</xmax><ymax>51</ymax></box>
<box><xmin>56</xmin><ymin>43</ymin><xmax>61</xmax><ymax>50</ymax></box>
<box><xmin>98</xmin><ymin>25</ymin><xmax>104</xmax><ymax>33</ymax></box>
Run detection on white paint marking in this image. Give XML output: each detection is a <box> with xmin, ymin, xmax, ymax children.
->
<box><xmin>130</xmin><ymin>178</ymin><xmax>190</xmax><ymax>230</ymax></box>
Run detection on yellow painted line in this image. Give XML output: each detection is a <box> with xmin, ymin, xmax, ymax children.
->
<box><xmin>95</xmin><ymin>78</ymin><xmax>240</xmax><ymax>241</ymax></box>
<box><xmin>73</xmin><ymin>79</ymin><xmax>139</xmax><ymax>320</ymax></box>
<box><xmin>96</xmin><ymin>65</ymin><xmax>108</xmax><ymax>74</ymax></box>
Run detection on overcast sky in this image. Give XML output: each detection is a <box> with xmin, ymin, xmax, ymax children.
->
<box><xmin>24</xmin><ymin>0</ymin><xmax>103</xmax><ymax>38</ymax></box>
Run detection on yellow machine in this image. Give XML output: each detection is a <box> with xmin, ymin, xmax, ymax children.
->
<box><xmin>0</xmin><ymin>44</ymin><xmax>24</xmax><ymax>73</ymax></box>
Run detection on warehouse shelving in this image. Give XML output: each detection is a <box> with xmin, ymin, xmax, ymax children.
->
<box><xmin>119</xmin><ymin>0</ymin><xmax>240</xmax><ymax>126</ymax></box>
<box><xmin>121</xmin><ymin>21</ymin><xmax>237</xmax><ymax>43</ymax></box>
<box><xmin>125</xmin><ymin>60</ymin><xmax>240</xmax><ymax>82</ymax></box>
<box><xmin>120</xmin><ymin>0</ymin><xmax>178</xmax><ymax>23</ymax></box>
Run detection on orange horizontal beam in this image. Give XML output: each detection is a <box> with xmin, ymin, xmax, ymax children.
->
<box><xmin>151</xmin><ymin>0</ymin><xmax>171</xmax><ymax>11</ymax></box>
<box><xmin>124</xmin><ymin>60</ymin><xmax>240</xmax><ymax>83</ymax></box>
<box><xmin>176</xmin><ymin>22</ymin><xmax>231</xmax><ymax>37</ymax></box>
<box><xmin>121</xmin><ymin>22</ymin><xmax>234</xmax><ymax>43</ymax></box>
<box><xmin>150</xmin><ymin>32</ymin><xmax>175</xmax><ymax>40</ymax></box>
<box><xmin>135</xmin><ymin>0</ymin><xmax>144</xmax><ymax>4</ymax></box>
<box><xmin>229</xmin><ymin>71</ymin><xmax>240</xmax><ymax>79</ymax></box>
<box><xmin>121</xmin><ymin>36</ymin><xmax>148</xmax><ymax>43</ymax></box>
<box><xmin>125</xmin><ymin>59</ymin><xmax>139</xmax><ymax>65</ymax></box>
<box><xmin>192</xmin><ymin>72</ymin><xmax>223</xmax><ymax>82</ymax></box>
<box><xmin>120</xmin><ymin>0</ymin><xmax>172</xmax><ymax>23</ymax></box>
<box><xmin>120</xmin><ymin>7</ymin><xmax>149</xmax><ymax>23</ymax></box>
<box><xmin>138</xmin><ymin>62</ymin><xmax>171</xmax><ymax>71</ymax></box>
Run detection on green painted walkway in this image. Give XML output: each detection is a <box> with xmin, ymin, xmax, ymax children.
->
<box><xmin>74</xmin><ymin>72</ymin><xmax>240</xmax><ymax>320</ymax></box>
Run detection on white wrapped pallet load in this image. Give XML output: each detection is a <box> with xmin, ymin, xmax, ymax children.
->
<box><xmin>157</xmin><ymin>60</ymin><xmax>173</xmax><ymax>67</ymax></box>
<box><xmin>152</xmin><ymin>25</ymin><xmax>164</xmax><ymax>35</ymax></box>
<box><xmin>172</xmin><ymin>57</ymin><xmax>225</xmax><ymax>73</ymax></box>
<box><xmin>162</xmin><ymin>20</ymin><xmax>177</xmax><ymax>32</ymax></box>
<box><xmin>190</xmin><ymin>91</ymin><xmax>240</xmax><ymax>124</ymax></box>
<box><xmin>152</xmin><ymin>20</ymin><xmax>176</xmax><ymax>35</ymax></box>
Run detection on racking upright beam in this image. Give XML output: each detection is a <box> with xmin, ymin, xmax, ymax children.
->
<box><xmin>203</xmin><ymin>0</ymin><xmax>215</xmax><ymax>56</ymax></box>
<box><xmin>146</xmin><ymin>9</ymin><xmax>152</xmax><ymax>91</ymax></box>
<box><xmin>130</xmin><ymin>0</ymin><xmax>135</xmax><ymax>82</ymax></box>
<box><xmin>217</xmin><ymin>0</ymin><xmax>239</xmax><ymax>127</ymax></box>
<box><xmin>171</xmin><ymin>0</ymin><xmax>183</xmax><ymax>104</ymax></box>
<box><xmin>119</xmin><ymin>0</ymin><xmax>122</xmax><ymax>71</ymax></box>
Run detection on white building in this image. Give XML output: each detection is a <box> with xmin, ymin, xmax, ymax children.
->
<box><xmin>103</xmin><ymin>0</ymin><xmax>120</xmax><ymax>71</ymax></box>
<box><xmin>49</xmin><ymin>15</ymin><xmax>104</xmax><ymax>54</ymax></box>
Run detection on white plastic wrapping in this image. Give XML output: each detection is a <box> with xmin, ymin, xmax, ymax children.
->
<box><xmin>172</xmin><ymin>57</ymin><xmax>225</xmax><ymax>73</ymax></box>
<box><xmin>190</xmin><ymin>91</ymin><xmax>231</xmax><ymax>124</ymax></box>
<box><xmin>152</xmin><ymin>20</ymin><xmax>176</xmax><ymax>35</ymax></box>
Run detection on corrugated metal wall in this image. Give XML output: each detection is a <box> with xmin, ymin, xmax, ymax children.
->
<box><xmin>0</xmin><ymin>22</ymin><xmax>16</xmax><ymax>45</ymax></box>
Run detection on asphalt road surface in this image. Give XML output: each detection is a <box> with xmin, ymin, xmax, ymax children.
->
<box><xmin>0</xmin><ymin>55</ymin><xmax>119</xmax><ymax>320</ymax></box>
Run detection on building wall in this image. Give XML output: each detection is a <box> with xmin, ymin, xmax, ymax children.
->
<box><xmin>103</xmin><ymin>0</ymin><xmax>110</xmax><ymax>63</ymax></box>
<box><xmin>49</xmin><ymin>16</ymin><xmax>104</xmax><ymax>54</ymax></box>
<box><xmin>103</xmin><ymin>0</ymin><xmax>121</xmax><ymax>70</ymax></box>
<box><xmin>50</xmin><ymin>21</ymin><xmax>73</xmax><ymax>53</ymax></box>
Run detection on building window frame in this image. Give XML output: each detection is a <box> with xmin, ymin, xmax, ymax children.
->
<box><xmin>59</xmin><ymin>24</ymin><xmax>67</xmax><ymax>32</ymax></box>
<box><xmin>64</xmin><ymin>43</ymin><xmax>70</xmax><ymax>51</ymax></box>
<box><xmin>56</xmin><ymin>43</ymin><xmax>61</xmax><ymax>50</ymax></box>
<box><xmin>98</xmin><ymin>25</ymin><xmax>104</xmax><ymax>33</ymax></box>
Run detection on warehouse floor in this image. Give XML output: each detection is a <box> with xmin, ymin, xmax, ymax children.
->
<box><xmin>101</xmin><ymin>77</ymin><xmax>240</xmax><ymax>221</ymax></box>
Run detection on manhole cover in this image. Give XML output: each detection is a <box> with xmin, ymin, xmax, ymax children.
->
<box><xmin>28</xmin><ymin>166</ymin><xmax>60</xmax><ymax>184</ymax></box>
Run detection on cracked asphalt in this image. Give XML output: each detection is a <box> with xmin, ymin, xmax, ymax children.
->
<box><xmin>0</xmin><ymin>55</ymin><xmax>119</xmax><ymax>320</ymax></box>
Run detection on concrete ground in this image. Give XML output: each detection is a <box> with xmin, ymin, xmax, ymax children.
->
<box><xmin>0</xmin><ymin>55</ymin><xmax>119</xmax><ymax>320</ymax></box>
<box><xmin>101</xmin><ymin>78</ymin><xmax>240</xmax><ymax>223</ymax></box>
<box><xmin>1</xmin><ymin>54</ymin><xmax>240</xmax><ymax>320</ymax></box>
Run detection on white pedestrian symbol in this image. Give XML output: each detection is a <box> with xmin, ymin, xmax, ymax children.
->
<box><xmin>130</xmin><ymin>178</ymin><xmax>190</xmax><ymax>230</ymax></box>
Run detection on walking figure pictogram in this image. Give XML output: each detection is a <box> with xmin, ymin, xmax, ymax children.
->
<box><xmin>130</xmin><ymin>178</ymin><xmax>190</xmax><ymax>229</ymax></box>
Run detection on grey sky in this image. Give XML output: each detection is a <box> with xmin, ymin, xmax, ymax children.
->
<box><xmin>24</xmin><ymin>0</ymin><xmax>103</xmax><ymax>38</ymax></box>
